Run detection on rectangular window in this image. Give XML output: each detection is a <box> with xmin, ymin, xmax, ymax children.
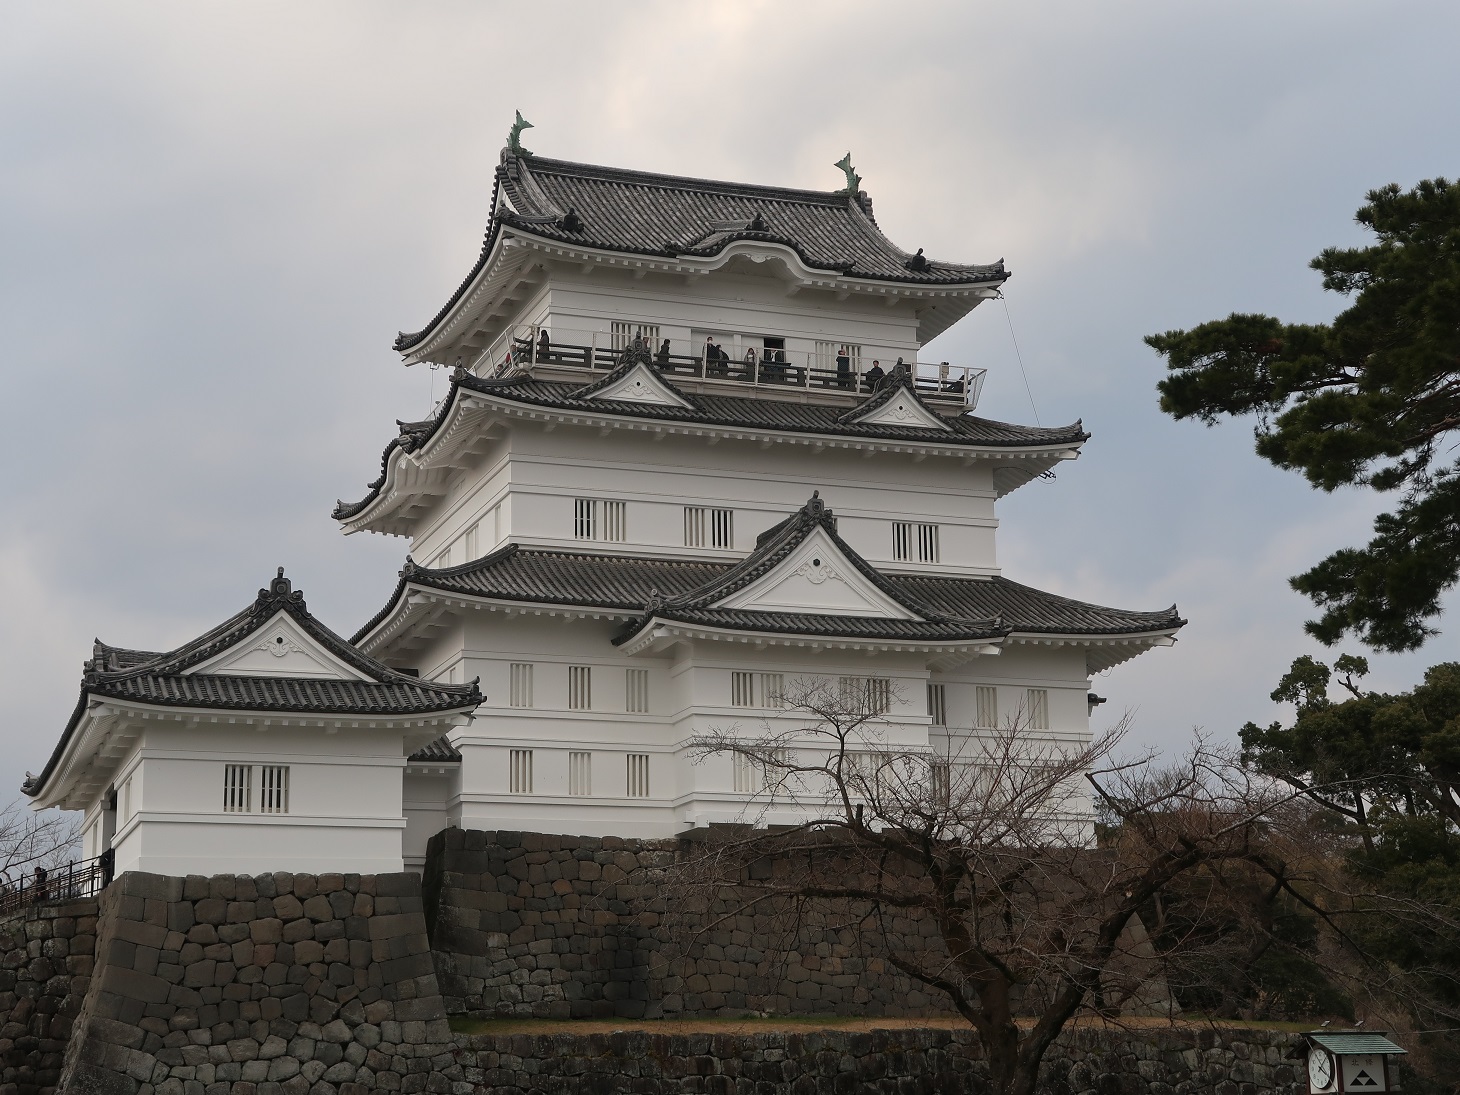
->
<box><xmin>918</xmin><ymin>523</ymin><xmax>939</xmax><ymax>563</ymax></box>
<box><xmin>569</xmin><ymin>665</ymin><xmax>592</xmax><ymax>711</ymax></box>
<box><xmin>509</xmin><ymin>749</ymin><xmax>534</xmax><ymax>794</ymax></box>
<box><xmin>510</xmin><ymin>663</ymin><xmax>534</xmax><ymax>708</ymax></box>
<box><xmin>683</xmin><ymin>506</ymin><xmax>733</xmax><ymax>549</ymax></box>
<box><xmin>260</xmin><ymin>765</ymin><xmax>290</xmax><ymax>815</ymax></box>
<box><xmin>121</xmin><ymin>777</ymin><xmax>132</xmax><ymax>822</ymax></box>
<box><xmin>930</xmin><ymin>761</ymin><xmax>951</xmax><ymax>805</ymax></box>
<box><xmin>733</xmin><ymin>752</ymin><xmax>758</xmax><ymax>793</ymax></box>
<box><xmin>893</xmin><ymin>522</ymin><xmax>938</xmax><ymax>563</ymax></box>
<box><xmin>840</xmin><ymin>676</ymin><xmax>892</xmax><ymax>715</ymax></box>
<box><xmin>815</xmin><ymin>341</ymin><xmax>862</xmax><ymax>381</ymax></box>
<box><xmin>927</xmin><ymin>683</ymin><xmax>947</xmax><ymax>727</ymax></box>
<box><xmin>975</xmin><ymin>685</ymin><xmax>998</xmax><ymax>729</ymax></box>
<box><xmin>626</xmin><ymin>753</ymin><xmax>650</xmax><ymax>798</ymax></box>
<box><xmin>625</xmin><ymin>668</ymin><xmax>650</xmax><ymax>714</ymax></box>
<box><xmin>758</xmin><ymin>672</ymin><xmax>785</xmax><ymax>708</ymax></box>
<box><xmin>611</xmin><ymin>321</ymin><xmax>660</xmax><ymax>351</ymax></box>
<box><xmin>731</xmin><ymin>670</ymin><xmax>755</xmax><ymax>708</ymax></box>
<box><xmin>465</xmin><ymin>523</ymin><xmax>478</xmax><ymax>560</ymax></box>
<box><xmin>223</xmin><ymin>764</ymin><xmax>252</xmax><ymax>813</ymax></box>
<box><xmin>574</xmin><ymin>498</ymin><xmax>597</xmax><ymax>540</ymax></box>
<box><xmin>1027</xmin><ymin>688</ymin><xmax>1050</xmax><ymax>730</ymax></box>
<box><xmin>569</xmin><ymin>751</ymin><xmax>592</xmax><ymax>796</ymax></box>
<box><xmin>602</xmin><ymin>500</ymin><xmax>626</xmax><ymax>542</ymax></box>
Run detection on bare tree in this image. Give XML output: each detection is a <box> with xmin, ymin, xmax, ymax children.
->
<box><xmin>666</xmin><ymin>677</ymin><xmax>1305</xmax><ymax>1095</ymax></box>
<box><xmin>0</xmin><ymin>798</ymin><xmax>79</xmax><ymax>909</ymax></box>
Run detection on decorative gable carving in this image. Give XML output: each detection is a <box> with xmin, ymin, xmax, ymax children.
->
<box><xmin>187</xmin><ymin>612</ymin><xmax>363</xmax><ymax>680</ymax></box>
<box><xmin>715</xmin><ymin>528</ymin><xmax>919</xmax><ymax>619</ymax></box>
<box><xmin>847</xmin><ymin>391</ymin><xmax>950</xmax><ymax>431</ymax></box>
<box><xmin>587</xmin><ymin>361</ymin><xmax>696</xmax><ymax>408</ymax></box>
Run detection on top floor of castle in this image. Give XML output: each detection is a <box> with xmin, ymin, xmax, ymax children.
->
<box><xmin>392</xmin><ymin>133</ymin><xmax>1009</xmax><ymax>411</ymax></box>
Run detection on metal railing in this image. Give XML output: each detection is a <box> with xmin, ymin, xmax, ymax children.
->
<box><xmin>0</xmin><ymin>853</ymin><xmax>113</xmax><ymax>918</ymax></box>
<box><xmin>472</xmin><ymin>325</ymin><xmax>986</xmax><ymax>409</ymax></box>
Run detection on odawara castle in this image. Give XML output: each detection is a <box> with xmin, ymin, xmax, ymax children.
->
<box><xmin>25</xmin><ymin>121</ymin><xmax>1184</xmax><ymax>878</ymax></box>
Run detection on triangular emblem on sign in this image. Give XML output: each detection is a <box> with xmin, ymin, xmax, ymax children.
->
<box><xmin>1350</xmin><ymin>1071</ymin><xmax>1378</xmax><ymax>1088</ymax></box>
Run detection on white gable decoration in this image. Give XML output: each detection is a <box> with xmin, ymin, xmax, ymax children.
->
<box><xmin>848</xmin><ymin>392</ymin><xmax>950</xmax><ymax>431</ymax></box>
<box><xmin>186</xmin><ymin>611</ymin><xmax>362</xmax><ymax>679</ymax></box>
<box><xmin>587</xmin><ymin>362</ymin><xmax>695</xmax><ymax>408</ymax></box>
<box><xmin>715</xmin><ymin>527</ymin><xmax>919</xmax><ymax>619</ymax></box>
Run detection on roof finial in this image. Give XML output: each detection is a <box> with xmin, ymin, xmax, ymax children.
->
<box><xmin>834</xmin><ymin>152</ymin><xmax>861</xmax><ymax>195</ymax></box>
<box><xmin>805</xmin><ymin>490</ymin><xmax>826</xmax><ymax>519</ymax></box>
<box><xmin>507</xmin><ymin>111</ymin><xmax>534</xmax><ymax>158</ymax></box>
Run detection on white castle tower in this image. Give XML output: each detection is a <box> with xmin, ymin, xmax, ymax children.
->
<box><xmin>27</xmin><ymin>130</ymin><xmax>1183</xmax><ymax>876</ymax></box>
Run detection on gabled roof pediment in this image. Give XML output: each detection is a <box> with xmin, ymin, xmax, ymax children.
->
<box><xmin>714</xmin><ymin>526</ymin><xmax>917</xmax><ymax>619</ymax></box>
<box><xmin>577</xmin><ymin>360</ymin><xmax>695</xmax><ymax>408</ymax></box>
<box><xmin>188</xmin><ymin>610</ymin><xmax>362</xmax><ymax>680</ymax></box>
<box><xmin>841</xmin><ymin>364</ymin><xmax>952</xmax><ymax>431</ymax></box>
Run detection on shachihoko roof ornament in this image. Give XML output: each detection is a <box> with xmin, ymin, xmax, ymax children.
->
<box><xmin>834</xmin><ymin>152</ymin><xmax>861</xmax><ymax>194</ymax></box>
<box><xmin>507</xmin><ymin>110</ymin><xmax>533</xmax><ymax>158</ymax></box>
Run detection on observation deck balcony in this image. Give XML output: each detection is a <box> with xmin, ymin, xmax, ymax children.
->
<box><xmin>472</xmin><ymin>326</ymin><xmax>986</xmax><ymax>411</ymax></box>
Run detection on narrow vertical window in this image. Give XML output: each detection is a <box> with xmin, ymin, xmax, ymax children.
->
<box><xmin>918</xmin><ymin>523</ymin><xmax>939</xmax><ymax>563</ymax></box>
<box><xmin>569</xmin><ymin>751</ymin><xmax>592</xmax><ymax>796</ymax></box>
<box><xmin>841</xmin><ymin>677</ymin><xmax>891</xmax><ymax>715</ymax></box>
<box><xmin>509</xmin><ymin>749</ymin><xmax>534</xmax><ymax>793</ymax></box>
<box><xmin>733</xmin><ymin>752</ymin><xmax>758</xmax><ymax>793</ymax></box>
<box><xmin>892</xmin><ymin>522</ymin><xmax>912</xmax><ymax>562</ymax></box>
<box><xmin>927</xmin><ymin>683</ymin><xmax>947</xmax><ymax>727</ymax></box>
<box><xmin>975</xmin><ymin>686</ymin><xmax>998</xmax><ymax>729</ymax></box>
<box><xmin>574</xmin><ymin>498</ymin><xmax>597</xmax><ymax>540</ymax></box>
<box><xmin>510</xmin><ymin>663</ymin><xmax>534</xmax><ymax>708</ymax></box>
<box><xmin>121</xmin><ymin>777</ymin><xmax>132</xmax><ymax>822</ymax></box>
<box><xmin>625</xmin><ymin>668</ymin><xmax>650</xmax><ymax>714</ymax></box>
<box><xmin>711</xmin><ymin>508</ymin><xmax>733</xmax><ymax>549</ymax></box>
<box><xmin>730</xmin><ymin>671</ymin><xmax>755</xmax><ymax>707</ymax></box>
<box><xmin>684</xmin><ymin>506</ymin><xmax>707</xmax><ymax>548</ymax></box>
<box><xmin>602</xmin><ymin>500</ymin><xmax>627</xmax><ymax>542</ymax></box>
<box><xmin>1026</xmin><ymin>689</ymin><xmax>1050</xmax><ymax>730</ymax></box>
<box><xmin>260</xmin><ymin>766</ymin><xmax>290</xmax><ymax>815</ymax></box>
<box><xmin>611</xmin><ymin>321</ymin><xmax>660</xmax><ymax>350</ymax></box>
<box><xmin>568</xmin><ymin>666</ymin><xmax>592</xmax><ymax>711</ymax></box>
<box><xmin>930</xmin><ymin>761</ymin><xmax>951</xmax><ymax>805</ymax></box>
<box><xmin>626</xmin><ymin>753</ymin><xmax>650</xmax><ymax>798</ymax></box>
<box><xmin>758</xmin><ymin>672</ymin><xmax>784</xmax><ymax>708</ymax></box>
<box><xmin>223</xmin><ymin>764</ymin><xmax>252</xmax><ymax>813</ymax></box>
<box><xmin>465</xmin><ymin>523</ymin><xmax>478</xmax><ymax>560</ymax></box>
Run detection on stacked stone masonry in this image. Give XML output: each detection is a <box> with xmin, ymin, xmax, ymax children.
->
<box><xmin>0</xmin><ymin>898</ymin><xmax>99</xmax><ymax>1095</ymax></box>
<box><xmin>452</xmin><ymin>1025</ymin><xmax>1315</xmax><ymax>1095</ymax></box>
<box><xmin>59</xmin><ymin>871</ymin><xmax>463</xmax><ymax>1095</ymax></box>
<box><xmin>427</xmin><ymin>829</ymin><xmax>975</xmax><ymax>1020</ymax></box>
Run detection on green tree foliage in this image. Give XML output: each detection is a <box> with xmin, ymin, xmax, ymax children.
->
<box><xmin>1147</xmin><ymin>179</ymin><xmax>1460</xmax><ymax>652</ymax></box>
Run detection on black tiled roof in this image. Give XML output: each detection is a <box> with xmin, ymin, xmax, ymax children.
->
<box><xmin>409</xmin><ymin>735</ymin><xmax>462</xmax><ymax>762</ymax></box>
<box><xmin>333</xmin><ymin>368</ymin><xmax>1085</xmax><ymax>523</ymax></box>
<box><xmin>355</xmin><ymin>507</ymin><xmax>1182</xmax><ymax>650</ymax></box>
<box><xmin>396</xmin><ymin>152</ymin><xmax>1008</xmax><ymax>353</ymax></box>
<box><xmin>26</xmin><ymin>570</ymin><xmax>482</xmax><ymax>800</ymax></box>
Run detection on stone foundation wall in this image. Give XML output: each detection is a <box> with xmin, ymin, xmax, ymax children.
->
<box><xmin>0</xmin><ymin>898</ymin><xmax>99</xmax><ymax>1095</ymax></box>
<box><xmin>59</xmin><ymin>871</ymin><xmax>461</xmax><ymax>1095</ymax></box>
<box><xmin>452</xmin><ymin>1025</ymin><xmax>1310</xmax><ymax>1095</ymax></box>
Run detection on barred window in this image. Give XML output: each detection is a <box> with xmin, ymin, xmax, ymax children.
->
<box><xmin>731</xmin><ymin>670</ymin><xmax>755</xmax><ymax>707</ymax></box>
<box><xmin>975</xmin><ymin>686</ymin><xmax>998</xmax><ymax>729</ymax></box>
<box><xmin>223</xmin><ymin>764</ymin><xmax>252</xmax><ymax>813</ymax></box>
<box><xmin>893</xmin><ymin>522</ymin><xmax>939</xmax><ymax>563</ymax></box>
<box><xmin>510</xmin><ymin>749</ymin><xmax>533</xmax><ymax>794</ymax></box>
<box><xmin>569</xmin><ymin>666</ymin><xmax>592</xmax><ymax>711</ymax></box>
<box><xmin>260</xmin><ymin>765</ymin><xmax>290</xmax><ymax>815</ymax></box>
<box><xmin>626</xmin><ymin>753</ymin><xmax>650</xmax><ymax>798</ymax></box>
<box><xmin>927</xmin><ymin>683</ymin><xmax>947</xmax><ymax>727</ymax></box>
<box><xmin>569</xmin><ymin>751</ymin><xmax>592</xmax><ymax>796</ymax></box>
<box><xmin>684</xmin><ymin>506</ymin><xmax>733</xmax><ymax>549</ymax></box>
<box><xmin>930</xmin><ymin>761</ymin><xmax>951</xmax><ymax>805</ymax></box>
<box><xmin>509</xmin><ymin>663</ymin><xmax>534</xmax><ymax>708</ymax></box>
<box><xmin>625</xmin><ymin>668</ymin><xmax>650</xmax><ymax>714</ymax></box>
<box><xmin>840</xmin><ymin>676</ymin><xmax>892</xmax><ymax>715</ymax></box>
<box><xmin>611</xmin><ymin>321</ymin><xmax>660</xmax><ymax>351</ymax></box>
<box><xmin>602</xmin><ymin>500</ymin><xmax>626</xmax><ymax>542</ymax></box>
<box><xmin>1026</xmin><ymin>689</ymin><xmax>1050</xmax><ymax>730</ymax></box>
<box><xmin>574</xmin><ymin>498</ymin><xmax>596</xmax><ymax>540</ymax></box>
<box><xmin>465</xmin><ymin>523</ymin><xmax>478</xmax><ymax>560</ymax></box>
<box><xmin>733</xmin><ymin>752</ymin><xmax>758</xmax><ymax>793</ymax></box>
<box><xmin>759</xmin><ymin>672</ymin><xmax>785</xmax><ymax>708</ymax></box>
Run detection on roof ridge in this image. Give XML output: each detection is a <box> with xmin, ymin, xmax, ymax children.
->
<box><xmin>518</xmin><ymin>155</ymin><xmax>856</xmax><ymax>206</ymax></box>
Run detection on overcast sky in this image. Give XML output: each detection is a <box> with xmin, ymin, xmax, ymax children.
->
<box><xmin>4</xmin><ymin>1</ymin><xmax>1458</xmax><ymax>799</ymax></box>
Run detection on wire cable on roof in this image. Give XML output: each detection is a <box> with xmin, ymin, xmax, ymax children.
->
<box><xmin>999</xmin><ymin>292</ymin><xmax>1041</xmax><ymax>427</ymax></box>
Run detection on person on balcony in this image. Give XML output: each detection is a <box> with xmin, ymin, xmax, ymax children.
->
<box><xmin>743</xmin><ymin>346</ymin><xmax>759</xmax><ymax>379</ymax></box>
<box><xmin>864</xmin><ymin>359</ymin><xmax>885</xmax><ymax>391</ymax></box>
<box><xmin>536</xmin><ymin>330</ymin><xmax>551</xmax><ymax>363</ymax></box>
<box><xmin>656</xmin><ymin>339</ymin><xmax>672</xmax><ymax>366</ymax></box>
<box><xmin>836</xmin><ymin>347</ymin><xmax>852</xmax><ymax>389</ymax></box>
